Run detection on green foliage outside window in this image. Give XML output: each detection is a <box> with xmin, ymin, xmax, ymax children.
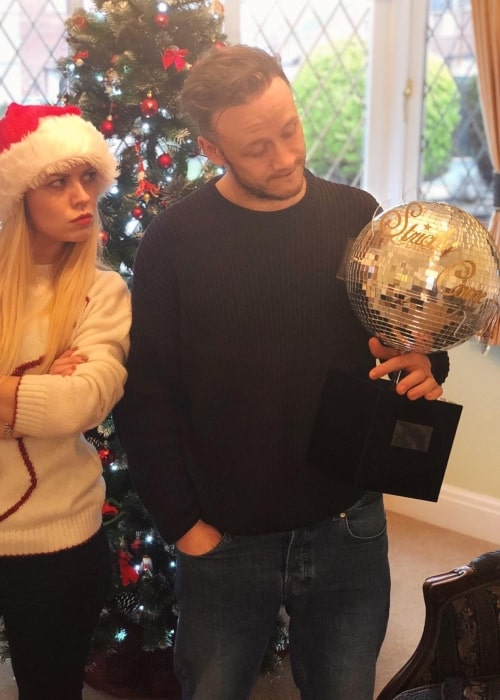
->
<box><xmin>293</xmin><ymin>40</ymin><xmax>366</xmax><ymax>184</ymax></box>
<box><xmin>421</xmin><ymin>55</ymin><xmax>461</xmax><ymax>180</ymax></box>
<box><xmin>292</xmin><ymin>41</ymin><xmax>461</xmax><ymax>184</ymax></box>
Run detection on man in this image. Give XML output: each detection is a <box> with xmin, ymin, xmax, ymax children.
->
<box><xmin>115</xmin><ymin>45</ymin><xmax>449</xmax><ymax>700</ymax></box>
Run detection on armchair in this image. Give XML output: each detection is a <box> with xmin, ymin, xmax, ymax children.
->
<box><xmin>376</xmin><ymin>550</ymin><xmax>500</xmax><ymax>700</ymax></box>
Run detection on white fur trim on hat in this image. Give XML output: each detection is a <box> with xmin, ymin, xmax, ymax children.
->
<box><xmin>0</xmin><ymin>114</ymin><xmax>118</xmax><ymax>223</ymax></box>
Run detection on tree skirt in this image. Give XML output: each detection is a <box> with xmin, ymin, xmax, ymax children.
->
<box><xmin>85</xmin><ymin>628</ymin><xmax>181</xmax><ymax>699</ymax></box>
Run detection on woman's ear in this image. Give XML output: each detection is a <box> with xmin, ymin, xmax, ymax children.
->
<box><xmin>198</xmin><ymin>135</ymin><xmax>225</xmax><ymax>167</ymax></box>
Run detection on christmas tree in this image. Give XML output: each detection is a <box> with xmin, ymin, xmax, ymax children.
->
<box><xmin>53</xmin><ymin>1</ymin><xmax>288</xmax><ymax>696</ymax></box>
<box><xmin>58</xmin><ymin>0</ymin><xmax>227</xmax><ymax>280</ymax></box>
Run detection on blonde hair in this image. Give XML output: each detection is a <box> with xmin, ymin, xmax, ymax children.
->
<box><xmin>0</xmin><ymin>201</ymin><xmax>106</xmax><ymax>375</ymax></box>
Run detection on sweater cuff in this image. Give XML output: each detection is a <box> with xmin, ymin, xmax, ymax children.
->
<box><xmin>14</xmin><ymin>376</ymin><xmax>48</xmax><ymax>435</ymax></box>
<box><xmin>429</xmin><ymin>351</ymin><xmax>450</xmax><ymax>385</ymax></box>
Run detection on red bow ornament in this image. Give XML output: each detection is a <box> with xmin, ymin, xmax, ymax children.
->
<box><xmin>162</xmin><ymin>47</ymin><xmax>188</xmax><ymax>72</ymax></box>
<box><xmin>118</xmin><ymin>549</ymin><xmax>139</xmax><ymax>586</ymax></box>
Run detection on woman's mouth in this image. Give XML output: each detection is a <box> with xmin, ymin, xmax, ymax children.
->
<box><xmin>71</xmin><ymin>213</ymin><xmax>93</xmax><ymax>224</ymax></box>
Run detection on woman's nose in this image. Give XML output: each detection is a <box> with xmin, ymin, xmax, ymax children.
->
<box><xmin>71</xmin><ymin>181</ymin><xmax>91</xmax><ymax>205</ymax></box>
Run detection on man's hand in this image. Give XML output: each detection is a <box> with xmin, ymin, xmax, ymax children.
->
<box><xmin>368</xmin><ymin>337</ymin><xmax>443</xmax><ymax>401</ymax></box>
<box><xmin>49</xmin><ymin>348</ymin><xmax>88</xmax><ymax>376</ymax></box>
<box><xmin>176</xmin><ymin>519</ymin><xmax>223</xmax><ymax>556</ymax></box>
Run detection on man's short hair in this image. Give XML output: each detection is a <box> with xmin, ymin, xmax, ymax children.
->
<box><xmin>179</xmin><ymin>44</ymin><xmax>289</xmax><ymax>139</ymax></box>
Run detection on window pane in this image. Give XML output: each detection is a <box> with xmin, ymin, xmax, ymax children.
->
<box><xmin>420</xmin><ymin>0</ymin><xmax>492</xmax><ymax>224</ymax></box>
<box><xmin>0</xmin><ymin>0</ymin><xmax>72</xmax><ymax>109</ymax></box>
<box><xmin>240</xmin><ymin>0</ymin><xmax>372</xmax><ymax>186</ymax></box>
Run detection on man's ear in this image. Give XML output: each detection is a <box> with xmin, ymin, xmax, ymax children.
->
<box><xmin>198</xmin><ymin>136</ymin><xmax>225</xmax><ymax>167</ymax></box>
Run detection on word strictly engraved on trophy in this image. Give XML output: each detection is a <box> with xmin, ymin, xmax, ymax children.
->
<box><xmin>308</xmin><ymin>201</ymin><xmax>500</xmax><ymax>502</ymax></box>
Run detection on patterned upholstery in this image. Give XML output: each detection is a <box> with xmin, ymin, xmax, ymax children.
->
<box><xmin>377</xmin><ymin>551</ymin><xmax>500</xmax><ymax>700</ymax></box>
<box><xmin>393</xmin><ymin>676</ymin><xmax>500</xmax><ymax>699</ymax></box>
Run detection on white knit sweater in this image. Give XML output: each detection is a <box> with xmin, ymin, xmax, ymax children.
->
<box><xmin>0</xmin><ymin>266</ymin><xmax>131</xmax><ymax>555</ymax></box>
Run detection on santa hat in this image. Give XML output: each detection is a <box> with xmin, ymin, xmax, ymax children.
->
<box><xmin>0</xmin><ymin>102</ymin><xmax>118</xmax><ymax>223</ymax></box>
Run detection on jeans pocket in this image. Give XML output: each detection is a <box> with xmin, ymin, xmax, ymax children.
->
<box><xmin>342</xmin><ymin>492</ymin><xmax>387</xmax><ymax>541</ymax></box>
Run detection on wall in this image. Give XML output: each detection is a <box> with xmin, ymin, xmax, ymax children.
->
<box><xmin>385</xmin><ymin>337</ymin><xmax>500</xmax><ymax>545</ymax></box>
<box><xmin>444</xmin><ymin>340</ymin><xmax>500</xmax><ymax>498</ymax></box>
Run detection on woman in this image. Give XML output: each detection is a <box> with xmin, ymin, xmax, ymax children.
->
<box><xmin>0</xmin><ymin>103</ymin><xmax>131</xmax><ymax>699</ymax></box>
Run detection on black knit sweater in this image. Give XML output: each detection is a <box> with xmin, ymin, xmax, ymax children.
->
<box><xmin>115</xmin><ymin>171</ymin><xmax>449</xmax><ymax>543</ymax></box>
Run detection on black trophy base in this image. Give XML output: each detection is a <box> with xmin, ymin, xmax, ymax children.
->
<box><xmin>307</xmin><ymin>370</ymin><xmax>463</xmax><ymax>502</ymax></box>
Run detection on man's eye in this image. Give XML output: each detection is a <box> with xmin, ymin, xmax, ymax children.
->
<box><xmin>246</xmin><ymin>146</ymin><xmax>266</xmax><ymax>157</ymax></box>
<box><xmin>83</xmin><ymin>170</ymin><xmax>98</xmax><ymax>182</ymax></box>
<box><xmin>283</xmin><ymin>125</ymin><xmax>297</xmax><ymax>138</ymax></box>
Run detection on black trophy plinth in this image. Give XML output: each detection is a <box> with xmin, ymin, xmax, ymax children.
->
<box><xmin>307</xmin><ymin>370</ymin><xmax>462</xmax><ymax>502</ymax></box>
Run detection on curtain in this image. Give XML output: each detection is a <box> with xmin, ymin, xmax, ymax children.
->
<box><xmin>471</xmin><ymin>0</ymin><xmax>500</xmax><ymax>345</ymax></box>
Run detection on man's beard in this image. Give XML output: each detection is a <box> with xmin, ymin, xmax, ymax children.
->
<box><xmin>223</xmin><ymin>157</ymin><xmax>306</xmax><ymax>202</ymax></box>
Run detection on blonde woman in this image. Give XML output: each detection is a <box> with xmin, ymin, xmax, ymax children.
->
<box><xmin>0</xmin><ymin>103</ymin><xmax>131</xmax><ymax>700</ymax></box>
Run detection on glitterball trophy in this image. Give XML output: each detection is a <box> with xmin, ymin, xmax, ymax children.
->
<box><xmin>308</xmin><ymin>201</ymin><xmax>500</xmax><ymax>501</ymax></box>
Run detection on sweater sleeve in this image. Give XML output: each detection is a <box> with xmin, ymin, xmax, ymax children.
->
<box><xmin>429</xmin><ymin>350</ymin><xmax>450</xmax><ymax>386</ymax></box>
<box><xmin>113</xmin><ymin>217</ymin><xmax>201</xmax><ymax>544</ymax></box>
<box><xmin>14</xmin><ymin>270</ymin><xmax>131</xmax><ymax>437</ymax></box>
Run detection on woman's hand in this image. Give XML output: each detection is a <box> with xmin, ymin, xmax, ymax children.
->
<box><xmin>0</xmin><ymin>375</ymin><xmax>21</xmax><ymax>439</ymax></box>
<box><xmin>368</xmin><ymin>337</ymin><xmax>443</xmax><ymax>401</ymax></box>
<box><xmin>49</xmin><ymin>348</ymin><xmax>88</xmax><ymax>376</ymax></box>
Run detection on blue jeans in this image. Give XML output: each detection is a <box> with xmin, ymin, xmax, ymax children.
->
<box><xmin>174</xmin><ymin>491</ymin><xmax>390</xmax><ymax>700</ymax></box>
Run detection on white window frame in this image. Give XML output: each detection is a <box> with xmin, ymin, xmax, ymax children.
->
<box><xmin>364</xmin><ymin>0</ymin><xmax>429</xmax><ymax>207</ymax></box>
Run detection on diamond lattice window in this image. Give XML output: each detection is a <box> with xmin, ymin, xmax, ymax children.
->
<box><xmin>420</xmin><ymin>0</ymin><xmax>492</xmax><ymax>221</ymax></box>
<box><xmin>0</xmin><ymin>0</ymin><xmax>84</xmax><ymax>110</ymax></box>
<box><xmin>240</xmin><ymin>0</ymin><xmax>372</xmax><ymax>186</ymax></box>
<box><xmin>1</xmin><ymin>0</ymin><xmax>490</xmax><ymax>219</ymax></box>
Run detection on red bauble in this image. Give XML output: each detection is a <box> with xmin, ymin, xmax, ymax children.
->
<box><xmin>98</xmin><ymin>447</ymin><xmax>113</xmax><ymax>466</ymax></box>
<box><xmin>157</xmin><ymin>153</ymin><xmax>173</xmax><ymax>168</ymax></box>
<box><xmin>99</xmin><ymin>230</ymin><xmax>110</xmax><ymax>245</ymax></box>
<box><xmin>100</xmin><ymin>117</ymin><xmax>114</xmax><ymax>137</ymax></box>
<box><xmin>140</xmin><ymin>96</ymin><xmax>159</xmax><ymax>118</ymax></box>
<box><xmin>72</xmin><ymin>15</ymin><xmax>87</xmax><ymax>31</ymax></box>
<box><xmin>214</xmin><ymin>41</ymin><xmax>226</xmax><ymax>50</ymax></box>
<box><xmin>154</xmin><ymin>12</ymin><xmax>169</xmax><ymax>28</ymax></box>
<box><xmin>131</xmin><ymin>206</ymin><xmax>144</xmax><ymax>220</ymax></box>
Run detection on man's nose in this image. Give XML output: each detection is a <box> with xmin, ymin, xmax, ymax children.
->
<box><xmin>271</xmin><ymin>142</ymin><xmax>296</xmax><ymax>170</ymax></box>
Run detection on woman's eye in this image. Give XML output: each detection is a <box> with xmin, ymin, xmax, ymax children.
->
<box><xmin>83</xmin><ymin>170</ymin><xmax>98</xmax><ymax>182</ymax></box>
<box><xmin>47</xmin><ymin>177</ymin><xmax>65</xmax><ymax>188</ymax></box>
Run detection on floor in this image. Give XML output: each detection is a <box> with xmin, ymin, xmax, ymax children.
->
<box><xmin>0</xmin><ymin>508</ymin><xmax>497</xmax><ymax>699</ymax></box>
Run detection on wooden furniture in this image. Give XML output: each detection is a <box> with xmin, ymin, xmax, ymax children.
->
<box><xmin>376</xmin><ymin>550</ymin><xmax>500</xmax><ymax>700</ymax></box>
